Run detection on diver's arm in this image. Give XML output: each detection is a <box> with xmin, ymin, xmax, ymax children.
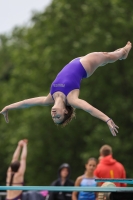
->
<box><xmin>70</xmin><ymin>98</ymin><xmax>118</xmax><ymax>136</ymax></box>
<box><xmin>0</xmin><ymin>94</ymin><xmax>54</xmax><ymax>123</ymax></box>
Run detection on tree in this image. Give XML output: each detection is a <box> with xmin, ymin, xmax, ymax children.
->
<box><xmin>0</xmin><ymin>0</ymin><xmax>133</xmax><ymax>185</ymax></box>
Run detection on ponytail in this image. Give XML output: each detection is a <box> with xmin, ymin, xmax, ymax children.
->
<box><xmin>9</xmin><ymin>172</ymin><xmax>15</xmax><ymax>186</ymax></box>
<box><xmin>9</xmin><ymin>161</ymin><xmax>20</xmax><ymax>185</ymax></box>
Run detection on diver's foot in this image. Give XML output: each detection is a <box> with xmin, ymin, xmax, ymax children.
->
<box><xmin>120</xmin><ymin>41</ymin><xmax>132</xmax><ymax>60</ymax></box>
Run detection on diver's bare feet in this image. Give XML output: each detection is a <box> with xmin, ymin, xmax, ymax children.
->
<box><xmin>120</xmin><ymin>41</ymin><xmax>132</xmax><ymax>60</ymax></box>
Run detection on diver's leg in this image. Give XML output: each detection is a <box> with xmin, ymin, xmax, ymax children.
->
<box><xmin>80</xmin><ymin>41</ymin><xmax>132</xmax><ymax>76</ymax></box>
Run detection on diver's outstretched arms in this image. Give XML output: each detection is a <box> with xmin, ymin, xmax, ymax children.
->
<box><xmin>70</xmin><ymin>98</ymin><xmax>118</xmax><ymax>136</ymax></box>
<box><xmin>0</xmin><ymin>95</ymin><xmax>53</xmax><ymax>123</ymax></box>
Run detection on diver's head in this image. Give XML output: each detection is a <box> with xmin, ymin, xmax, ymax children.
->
<box><xmin>10</xmin><ymin>161</ymin><xmax>20</xmax><ymax>172</ymax></box>
<box><xmin>51</xmin><ymin>105</ymin><xmax>75</xmax><ymax>126</ymax></box>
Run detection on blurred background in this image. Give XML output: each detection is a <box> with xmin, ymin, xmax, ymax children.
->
<box><xmin>0</xmin><ymin>0</ymin><xmax>133</xmax><ymax>186</ymax></box>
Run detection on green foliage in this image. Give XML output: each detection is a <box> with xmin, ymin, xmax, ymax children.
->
<box><xmin>0</xmin><ymin>0</ymin><xmax>133</xmax><ymax>185</ymax></box>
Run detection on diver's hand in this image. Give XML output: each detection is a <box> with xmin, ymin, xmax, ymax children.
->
<box><xmin>106</xmin><ymin>119</ymin><xmax>119</xmax><ymax>136</ymax></box>
<box><xmin>23</xmin><ymin>139</ymin><xmax>28</xmax><ymax>144</ymax></box>
<box><xmin>18</xmin><ymin>140</ymin><xmax>24</xmax><ymax>146</ymax></box>
<box><xmin>0</xmin><ymin>107</ymin><xmax>9</xmax><ymax>123</ymax></box>
<box><xmin>18</xmin><ymin>139</ymin><xmax>28</xmax><ymax>147</ymax></box>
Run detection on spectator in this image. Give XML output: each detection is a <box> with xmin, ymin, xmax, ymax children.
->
<box><xmin>6</xmin><ymin>139</ymin><xmax>28</xmax><ymax>200</ymax></box>
<box><xmin>94</xmin><ymin>144</ymin><xmax>127</xmax><ymax>187</ymax></box>
<box><xmin>48</xmin><ymin>163</ymin><xmax>74</xmax><ymax>200</ymax></box>
<box><xmin>72</xmin><ymin>158</ymin><xmax>98</xmax><ymax>200</ymax></box>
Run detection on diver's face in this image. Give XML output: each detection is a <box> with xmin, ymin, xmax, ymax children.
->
<box><xmin>51</xmin><ymin>107</ymin><xmax>68</xmax><ymax>124</ymax></box>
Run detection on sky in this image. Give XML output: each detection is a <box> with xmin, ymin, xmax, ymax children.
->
<box><xmin>0</xmin><ymin>0</ymin><xmax>52</xmax><ymax>34</ymax></box>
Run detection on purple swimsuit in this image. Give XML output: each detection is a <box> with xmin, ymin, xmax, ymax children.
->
<box><xmin>50</xmin><ymin>58</ymin><xmax>87</xmax><ymax>97</ymax></box>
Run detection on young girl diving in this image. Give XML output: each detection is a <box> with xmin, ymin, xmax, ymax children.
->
<box><xmin>0</xmin><ymin>42</ymin><xmax>132</xmax><ymax>136</ymax></box>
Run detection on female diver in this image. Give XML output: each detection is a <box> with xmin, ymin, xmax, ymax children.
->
<box><xmin>0</xmin><ymin>42</ymin><xmax>132</xmax><ymax>136</ymax></box>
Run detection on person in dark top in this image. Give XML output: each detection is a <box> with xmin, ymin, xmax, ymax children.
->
<box><xmin>48</xmin><ymin>163</ymin><xmax>74</xmax><ymax>200</ymax></box>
